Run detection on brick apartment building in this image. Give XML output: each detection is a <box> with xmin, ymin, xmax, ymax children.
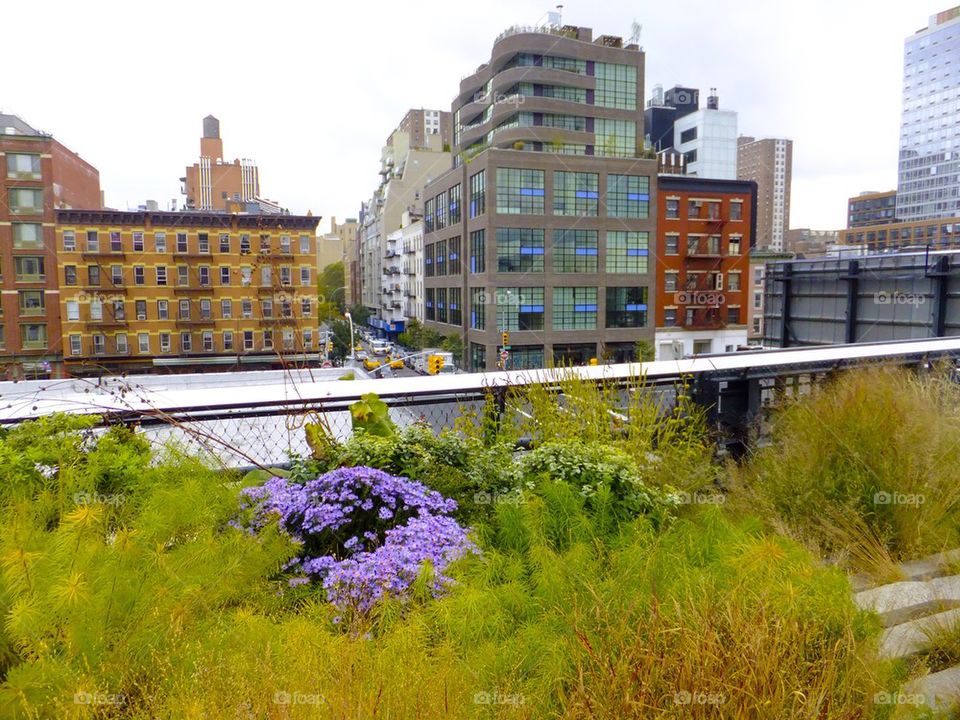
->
<box><xmin>0</xmin><ymin>113</ymin><xmax>101</xmax><ymax>378</ymax></box>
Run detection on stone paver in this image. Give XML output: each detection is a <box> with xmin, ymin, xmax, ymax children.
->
<box><xmin>901</xmin><ymin>666</ymin><xmax>960</xmax><ymax>716</ymax></box>
<box><xmin>855</xmin><ymin>581</ymin><xmax>937</xmax><ymax>627</ymax></box>
<box><xmin>880</xmin><ymin>608</ymin><xmax>960</xmax><ymax>661</ymax></box>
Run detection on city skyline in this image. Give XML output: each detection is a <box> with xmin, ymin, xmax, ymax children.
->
<box><xmin>2</xmin><ymin>0</ymin><xmax>948</xmax><ymax>231</ymax></box>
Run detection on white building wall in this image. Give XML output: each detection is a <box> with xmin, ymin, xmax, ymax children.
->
<box><xmin>674</xmin><ymin>110</ymin><xmax>738</xmax><ymax>180</ymax></box>
<box><xmin>654</xmin><ymin>328</ymin><xmax>749</xmax><ymax>361</ymax></box>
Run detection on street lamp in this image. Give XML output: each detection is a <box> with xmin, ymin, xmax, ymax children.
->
<box><xmin>344</xmin><ymin>311</ymin><xmax>355</xmax><ymax>363</ymax></box>
<box><xmin>500</xmin><ymin>290</ymin><xmax>511</xmax><ymax>370</ymax></box>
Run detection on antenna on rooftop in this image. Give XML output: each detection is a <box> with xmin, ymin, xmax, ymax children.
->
<box><xmin>629</xmin><ymin>20</ymin><xmax>642</xmax><ymax>46</ymax></box>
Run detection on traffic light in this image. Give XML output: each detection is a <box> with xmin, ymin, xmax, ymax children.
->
<box><xmin>501</xmin><ymin>331</ymin><xmax>509</xmax><ymax>348</ymax></box>
<box><xmin>326</xmin><ymin>340</ymin><xmax>334</xmax><ymax>353</ymax></box>
<box><xmin>427</xmin><ymin>354</ymin><xmax>445</xmax><ymax>375</ymax></box>
<box><xmin>589</xmin><ymin>357</ymin><xmax>598</xmax><ymax>366</ymax></box>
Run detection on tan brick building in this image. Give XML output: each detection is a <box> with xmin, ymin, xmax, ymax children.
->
<box><xmin>55</xmin><ymin>210</ymin><xmax>321</xmax><ymax>375</ymax></box>
<box><xmin>737</xmin><ymin>136</ymin><xmax>792</xmax><ymax>251</ymax></box>
<box><xmin>181</xmin><ymin>116</ymin><xmax>262</xmax><ymax>212</ymax></box>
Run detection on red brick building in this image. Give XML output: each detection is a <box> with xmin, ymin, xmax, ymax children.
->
<box><xmin>654</xmin><ymin>175</ymin><xmax>756</xmax><ymax>359</ymax></box>
<box><xmin>0</xmin><ymin>113</ymin><xmax>100</xmax><ymax>378</ymax></box>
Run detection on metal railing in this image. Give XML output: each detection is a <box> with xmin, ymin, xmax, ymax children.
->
<box><xmin>2</xmin><ymin>338</ymin><xmax>959</xmax><ymax>468</ymax></box>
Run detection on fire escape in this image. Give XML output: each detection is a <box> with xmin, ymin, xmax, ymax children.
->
<box><xmin>681</xmin><ymin>201</ymin><xmax>727</xmax><ymax>330</ymax></box>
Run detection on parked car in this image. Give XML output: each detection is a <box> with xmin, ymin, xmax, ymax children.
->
<box><xmin>363</xmin><ymin>357</ymin><xmax>381</xmax><ymax>371</ymax></box>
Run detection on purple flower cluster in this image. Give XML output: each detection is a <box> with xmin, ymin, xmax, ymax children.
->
<box><xmin>239</xmin><ymin>467</ymin><xmax>476</xmax><ymax>612</ymax></box>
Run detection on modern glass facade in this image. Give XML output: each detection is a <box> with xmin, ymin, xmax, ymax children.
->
<box><xmin>897</xmin><ymin>9</ymin><xmax>960</xmax><ymax>221</ymax></box>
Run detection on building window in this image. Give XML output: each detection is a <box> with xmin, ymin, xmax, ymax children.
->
<box><xmin>241</xmin><ymin>267</ymin><xmax>251</xmax><ymax>286</ymax></box>
<box><xmin>425</xmin><ymin>288</ymin><xmax>435</xmax><ymax>321</ymax></box>
<box><xmin>301</xmin><ymin>298</ymin><xmax>312</xmax><ymax>316</ymax></box>
<box><xmin>158</xmin><ymin>300</ymin><xmax>168</xmax><ymax>320</ymax></box>
<box><xmin>435</xmin><ymin>191</ymin><xmax>447</xmax><ymax>230</ymax></box>
<box><xmin>221</xmin><ymin>299</ymin><xmax>232</xmax><ymax>319</ymax></box>
<box><xmin>435</xmin><ymin>240</ymin><xmax>447</xmax><ymax>276</ymax></box>
<box><xmin>753</xmin><ymin>292</ymin><xmax>762</xmax><ymax>309</ymax></box>
<box><xmin>6</xmin><ymin>153</ymin><xmax>41</xmax><ymax>179</ymax></box>
<box><xmin>196</xmin><ymin>233</ymin><xmax>209</xmax><ymax>254</ymax></box>
<box><xmin>470</xmin><ymin>288</ymin><xmax>486</xmax><ymax>330</ymax></box>
<box><xmin>496</xmin><ymin>168</ymin><xmax>545</xmax><ymax>215</ymax></box>
<box><xmin>242</xmin><ymin>300</ymin><xmax>253</xmax><ymax>318</ymax></box>
<box><xmin>425</xmin><ymin>244</ymin><xmax>435</xmax><ymax>278</ymax></box>
<box><xmin>448</xmin><ymin>237</ymin><xmax>461</xmax><ymax>275</ymax></box>
<box><xmin>680</xmin><ymin>127</ymin><xmax>697</xmax><ymax>143</ymax></box>
<box><xmin>160</xmin><ymin>333</ymin><xmax>171</xmax><ymax>353</ymax></box>
<box><xmin>470</xmin><ymin>343</ymin><xmax>486</xmax><ymax>371</ymax></box>
<box><xmin>726</xmin><ymin>306</ymin><xmax>741</xmax><ymax>324</ymax></box>
<box><xmin>223</xmin><ymin>331</ymin><xmax>234</xmax><ymax>351</ymax></box>
<box><xmin>85</xmin><ymin>231</ymin><xmax>100</xmax><ymax>253</ymax></box>
<box><xmin>605</xmin><ymin>287</ymin><xmax>648</xmax><ymax>328</ymax></box>
<box><xmin>449</xmin><ymin>184</ymin><xmax>461</xmax><ymax>224</ymax></box>
<box><xmin>220</xmin><ymin>267</ymin><xmax>230</xmax><ymax>285</ymax></box>
<box><xmin>70</xmin><ymin>335</ymin><xmax>82</xmax><ymax>356</ymax></box>
<box><xmin>8</xmin><ymin>188</ymin><xmax>43</xmax><ymax>214</ymax></box>
<box><xmin>111</xmin><ymin>265</ymin><xmax>123</xmax><ymax>286</ymax></box>
<box><xmin>18</xmin><ymin>290</ymin><xmax>44</xmax><ymax>316</ymax></box>
<box><xmin>280</xmin><ymin>300</ymin><xmax>292</xmax><ymax>318</ymax></box>
<box><xmin>730</xmin><ymin>201</ymin><xmax>743</xmax><ymax>221</ymax></box>
<box><xmin>87</xmin><ymin>265</ymin><xmax>101</xmax><ymax>286</ymax></box>
<box><xmin>243</xmin><ymin>331</ymin><xmax>254</xmax><ymax>350</ymax></box>
<box><xmin>664</xmin><ymin>308</ymin><xmax>678</xmax><ymax>327</ymax></box>
<box><xmin>240</xmin><ymin>234</ymin><xmax>251</xmax><ymax>253</ymax></box>
<box><xmin>63</xmin><ymin>230</ymin><xmax>76</xmax><ymax>251</ymax></box>
<box><xmin>134</xmin><ymin>266</ymin><xmax>145</xmax><ymax>285</ymax></box>
<box><xmin>449</xmin><ymin>287</ymin><xmax>462</xmax><ymax>325</ymax></box>
<box><xmin>263</xmin><ymin>330</ymin><xmax>273</xmax><ymax>350</ymax></box>
<box><xmin>180</xmin><ymin>332</ymin><xmax>192</xmax><ymax>353</ymax></box>
<box><xmin>665</xmin><ymin>234</ymin><xmax>679</xmax><ymax>255</ymax></box>
<box><xmin>66</xmin><ymin>300</ymin><xmax>80</xmax><ymax>321</ymax></box>
<box><xmin>116</xmin><ymin>333</ymin><xmax>128</xmax><ymax>354</ymax></box>
<box><xmin>138</xmin><ymin>333</ymin><xmax>150</xmax><ymax>353</ymax></box>
<box><xmin>300</xmin><ymin>267</ymin><xmax>311</xmax><ymax>286</ymax></box>
<box><xmin>64</xmin><ymin>265</ymin><xmax>77</xmax><ymax>285</ymax></box>
<box><xmin>155</xmin><ymin>232</ymin><xmax>167</xmax><ymax>252</ymax></box>
<box><xmin>666</xmin><ymin>199</ymin><xmax>679</xmax><ymax>219</ymax></box>
<box><xmin>553</xmin><ymin>286</ymin><xmax>598</xmax><ymax>330</ymax></box>
<box><xmin>687</xmin><ymin>200</ymin><xmax>703</xmax><ymax>219</ymax></box>
<box><xmin>89</xmin><ymin>299</ymin><xmax>103</xmax><ymax>321</ymax></box>
<box><xmin>424</xmin><ymin>197</ymin><xmax>434</xmax><ymax>233</ymax></box>
<box><xmin>553</xmin><ymin>229</ymin><xmax>598</xmax><ymax>272</ymax></box>
<box><xmin>156</xmin><ymin>266</ymin><xmax>167</xmax><ymax>286</ymax></box>
<box><xmin>175</xmin><ymin>233</ymin><xmax>187</xmax><ymax>253</ymax></box>
<box><xmin>13</xmin><ymin>223</ymin><xmax>43</xmax><ymax>248</ymax></box>
<box><xmin>135</xmin><ymin>300</ymin><xmax>147</xmax><ymax>320</ymax></box>
<box><xmin>729</xmin><ymin>237</ymin><xmax>741</xmax><ymax>256</ymax></box>
<box><xmin>220</xmin><ymin>234</ymin><xmax>231</xmax><ymax>252</ymax></box>
<box><xmin>606</xmin><ymin>175</ymin><xmax>650</xmax><ymax>218</ymax></box>
<box><xmin>469</xmin><ymin>170</ymin><xmax>486</xmax><ymax>217</ymax></box>
<box><xmin>496</xmin><ymin>228</ymin><xmax>544</xmax><ymax>273</ymax></box>
<box><xmin>470</xmin><ymin>230</ymin><xmax>485</xmax><ymax>273</ymax></box>
<box><xmin>594</xmin><ymin>62</ymin><xmax>637</xmax><ymax>110</ymax></box>
<box><xmin>509</xmin><ymin>345</ymin><xmax>545</xmax><ymax>370</ymax></box>
<box><xmin>606</xmin><ymin>231</ymin><xmax>649</xmax><ymax>273</ymax></box>
<box><xmin>15</xmin><ymin>256</ymin><xmax>45</xmax><ymax>282</ymax></box>
<box><xmin>110</xmin><ymin>232</ymin><xmax>122</xmax><ymax>252</ymax></box>
<box><xmin>728</xmin><ymin>272</ymin><xmax>741</xmax><ymax>291</ymax></box>
<box><xmin>131</xmin><ymin>232</ymin><xmax>144</xmax><ymax>252</ymax></box>
<box><xmin>178</xmin><ymin>266</ymin><xmax>189</xmax><ymax>286</ymax></box>
<box><xmin>92</xmin><ymin>334</ymin><xmax>105</xmax><ymax>355</ymax></box>
<box><xmin>202</xmin><ymin>331</ymin><xmax>214</xmax><ymax>352</ymax></box>
<box><xmin>595</xmin><ymin>119</ymin><xmax>636</xmax><ymax>158</ymax></box>
<box><xmin>199</xmin><ymin>266</ymin><xmax>210</xmax><ymax>286</ymax></box>
<box><xmin>497</xmin><ymin>287</ymin><xmax>544</xmax><ymax>331</ymax></box>
<box><xmin>179</xmin><ymin>299</ymin><xmax>190</xmax><ymax>320</ymax></box>
<box><xmin>435</xmin><ymin>288</ymin><xmax>448</xmax><ymax>324</ymax></box>
<box><xmin>554</xmin><ymin>171</ymin><xmax>599</xmax><ymax>216</ymax></box>
<box><xmin>280</xmin><ymin>267</ymin><xmax>292</xmax><ymax>285</ymax></box>
<box><xmin>299</xmin><ymin>235</ymin><xmax>310</xmax><ymax>254</ymax></box>
<box><xmin>200</xmin><ymin>299</ymin><xmax>212</xmax><ymax>320</ymax></box>
<box><xmin>280</xmin><ymin>235</ymin><xmax>291</xmax><ymax>254</ymax></box>
<box><xmin>261</xmin><ymin>299</ymin><xmax>273</xmax><ymax>319</ymax></box>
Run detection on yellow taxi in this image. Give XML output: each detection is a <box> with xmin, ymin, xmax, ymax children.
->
<box><xmin>363</xmin><ymin>357</ymin><xmax>381</xmax><ymax>371</ymax></box>
<box><xmin>389</xmin><ymin>357</ymin><xmax>405</xmax><ymax>369</ymax></box>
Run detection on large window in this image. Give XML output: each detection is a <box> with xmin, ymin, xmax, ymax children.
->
<box><xmin>496</xmin><ymin>168</ymin><xmax>545</xmax><ymax>215</ymax></box>
<box><xmin>436</xmin><ymin>287</ymin><xmax>447</xmax><ymax>323</ymax></box>
<box><xmin>435</xmin><ymin>239</ymin><xmax>447</xmax><ymax>276</ymax></box>
<box><xmin>594</xmin><ymin>62</ymin><xmax>637</xmax><ymax>109</ymax></box>
<box><xmin>553</xmin><ymin>229</ymin><xmax>598</xmax><ymax>272</ymax></box>
<box><xmin>8</xmin><ymin>188</ymin><xmax>43</xmax><ymax>214</ymax></box>
<box><xmin>6</xmin><ymin>153</ymin><xmax>41</xmax><ymax>179</ymax></box>
<box><xmin>606</xmin><ymin>287</ymin><xmax>648</xmax><ymax>328</ymax></box>
<box><xmin>469</xmin><ymin>170</ymin><xmax>485</xmax><ymax>217</ymax></box>
<box><xmin>448</xmin><ymin>237</ymin><xmax>461</xmax><ymax>275</ymax></box>
<box><xmin>425</xmin><ymin>288</ymin><xmax>435</xmax><ymax>321</ymax></box>
<box><xmin>470</xmin><ymin>230</ymin><xmax>485</xmax><ymax>273</ymax></box>
<box><xmin>496</xmin><ymin>228</ymin><xmax>544</xmax><ymax>273</ymax></box>
<box><xmin>553</xmin><ymin>171</ymin><xmax>598</xmax><ymax>216</ymax></box>
<box><xmin>18</xmin><ymin>291</ymin><xmax>44</xmax><ymax>316</ymax></box>
<box><xmin>12</xmin><ymin>223</ymin><xmax>42</xmax><ymax>248</ymax></box>
<box><xmin>425</xmin><ymin>243</ymin><xmax>435</xmax><ymax>278</ymax></box>
<box><xmin>470</xmin><ymin>288</ymin><xmax>486</xmax><ymax>330</ymax></box>
<box><xmin>606</xmin><ymin>175</ymin><xmax>650</xmax><ymax>218</ymax></box>
<box><xmin>553</xmin><ymin>287</ymin><xmax>598</xmax><ymax>330</ymax></box>
<box><xmin>449</xmin><ymin>184</ymin><xmax>461</xmax><ymax>224</ymax></box>
<box><xmin>14</xmin><ymin>256</ymin><xmax>44</xmax><ymax>282</ymax></box>
<box><xmin>424</xmin><ymin>197</ymin><xmax>434</xmax><ymax>233</ymax></box>
<box><xmin>508</xmin><ymin>345</ymin><xmax>545</xmax><ymax>370</ymax></box>
<box><xmin>449</xmin><ymin>287</ymin><xmax>462</xmax><ymax>326</ymax></box>
<box><xmin>606</xmin><ymin>231</ymin><xmax>649</xmax><ymax>273</ymax></box>
<box><xmin>497</xmin><ymin>287</ymin><xmax>544</xmax><ymax>331</ymax></box>
<box><xmin>470</xmin><ymin>343</ymin><xmax>486</xmax><ymax>371</ymax></box>
<box><xmin>665</xmin><ymin>199</ymin><xmax>679</xmax><ymax>219</ymax></box>
<box><xmin>21</xmin><ymin>324</ymin><xmax>48</xmax><ymax>349</ymax></box>
<box><xmin>435</xmin><ymin>191</ymin><xmax>447</xmax><ymax>230</ymax></box>
<box><xmin>595</xmin><ymin>119</ymin><xmax>636</xmax><ymax>158</ymax></box>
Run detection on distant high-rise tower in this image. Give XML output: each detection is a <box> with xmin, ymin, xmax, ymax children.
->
<box><xmin>181</xmin><ymin>116</ymin><xmax>260</xmax><ymax>211</ymax></box>
<box><xmin>897</xmin><ymin>7</ymin><xmax>960</xmax><ymax>221</ymax></box>
<box><xmin>737</xmin><ymin>136</ymin><xmax>792</xmax><ymax>251</ymax></box>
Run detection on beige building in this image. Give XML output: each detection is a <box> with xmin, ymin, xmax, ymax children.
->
<box><xmin>737</xmin><ymin>136</ymin><xmax>792</xmax><ymax>251</ymax></box>
<box><xmin>784</xmin><ymin>228</ymin><xmax>838</xmax><ymax>257</ymax></box>
<box><xmin>181</xmin><ymin>116</ymin><xmax>263</xmax><ymax>212</ymax></box>
<box><xmin>317</xmin><ymin>216</ymin><xmax>356</xmax><ymax>275</ymax></box>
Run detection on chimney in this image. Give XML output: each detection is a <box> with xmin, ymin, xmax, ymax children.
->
<box><xmin>707</xmin><ymin>88</ymin><xmax>719</xmax><ymax>110</ymax></box>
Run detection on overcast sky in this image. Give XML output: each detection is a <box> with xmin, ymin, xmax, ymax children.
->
<box><xmin>3</xmin><ymin>0</ymin><xmax>946</xmax><ymax>232</ymax></box>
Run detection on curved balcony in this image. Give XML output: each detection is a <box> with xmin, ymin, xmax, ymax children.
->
<box><xmin>487</xmin><ymin>125</ymin><xmax>593</xmax><ymax>152</ymax></box>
